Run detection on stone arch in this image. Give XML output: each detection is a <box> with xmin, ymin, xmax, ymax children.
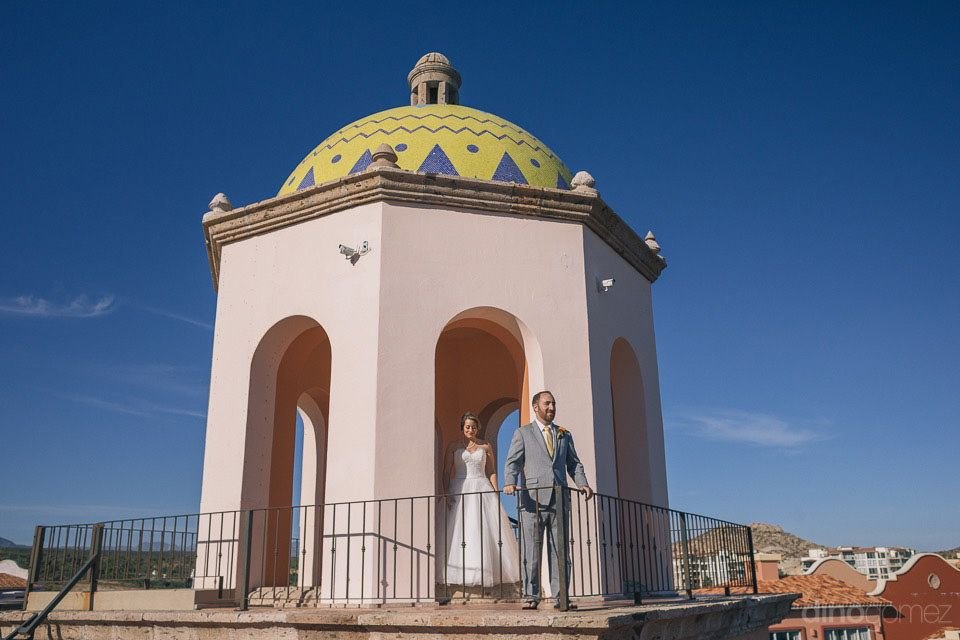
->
<box><xmin>243</xmin><ymin>315</ymin><xmax>332</xmax><ymax>587</ymax></box>
<box><xmin>478</xmin><ymin>397</ymin><xmax>519</xmax><ymax>448</ymax></box>
<box><xmin>296</xmin><ymin>392</ymin><xmax>328</xmax><ymax>587</ymax></box>
<box><xmin>433</xmin><ymin>307</ymin><xmax>542</xmax><ymax>495</ymax></box>
<box><xmin>610</xmin><ymin>337</ymin><xmax>652</xmax><ymax>503</ymax></box>
<box><xmin>479</xmin><ymin>398</ymin><xmax>521</xmax><ymax>493</ymax></box>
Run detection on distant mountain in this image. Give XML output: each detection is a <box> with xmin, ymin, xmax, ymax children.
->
<box><xmin>749</xmin><ymin>523</ymin><xmax>824</xmax><ymax>556</ymax></box>
<box><xmin>935</xmin><ymin>546</ymin><xmax>960</xmax><ymax>558</ymax></box>
<box><xmin>672</xmin><ymin>522</ymin><xmax>825</xmax><ymax>576</ymax></box>
<box><xmin>0</xmin><ymin>537</ymin><xmax>27</xmax><ymax>548</ymax></box>
<box><xmin>749</xmin><ymin>523</ymin><xmax>826</xmax><ymax>575</ymax></box>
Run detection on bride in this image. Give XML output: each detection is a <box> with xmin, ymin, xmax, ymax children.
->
<box><xmin>442</xmin><ymin>412</ymin><xmax>521</xmax><ymax>587</ymax></box>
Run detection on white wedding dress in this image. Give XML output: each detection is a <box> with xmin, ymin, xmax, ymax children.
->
<box><xmin>443</xmin><ymin>447</ymin><xmax>521</xmax><ymax>586</ymax></box>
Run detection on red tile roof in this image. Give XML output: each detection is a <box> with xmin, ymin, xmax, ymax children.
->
<box><xmin>697</xmin><ymin>575</ymin><xmax>890</xmax><ymax>608</ymax></box>
<box><xmin>765</xmin><ymin>575</ymin><xmax>889</xmax><ymax>608</ymax></box>
<box><xmin>0</xmin><ymin>573</ymin><xmax>27</xmax><ymax>589</ymax></box>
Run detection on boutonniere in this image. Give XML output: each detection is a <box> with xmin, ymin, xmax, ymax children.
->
<box><xmin>556</xmin><ymin>427</ymin><xmax>569</xmax><ymax>440</ymax></box>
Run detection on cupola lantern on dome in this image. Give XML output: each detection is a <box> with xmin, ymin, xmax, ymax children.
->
<box><xmin>407</xmin><ymin>52</ymin><xmax>461</xmax><ymax>105</ymax></box>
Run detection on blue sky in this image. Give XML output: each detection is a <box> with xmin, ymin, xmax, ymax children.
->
<box><xmin>1</xmin><ymin>2</ymin><xmax>957</xmax><ymax>551</ymax></box>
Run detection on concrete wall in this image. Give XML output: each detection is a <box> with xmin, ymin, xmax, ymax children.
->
<box><xmin>200</xmin><ymin>199</ymin><xmax>670</xmax><ymax>512</ymax></box>
<box><xmin>375</xmin><ymin>202</ymin><xmax>594</xmax><ymax>499</ymax></box>
<box><xmin>582</xmin><ymin>228</ymin><xmax>668</xmax><ymax>507</ymax></box>
<box><xmin>195</xmin><ymin>198</ymin><xmax>670</xmax><ymax>599</ymax></box>
<box><xmin>6</xmin><ymin>592</ymin><xmax>797</xmax><ymax>639</ymax></box>
<box><xmin>200</xmin><ymin>202</ymin><xmax>385</xmax><ymax>514</ymax></box>
<box><xmin>27</xmin><ymin>589</ymin><xmax>197</xmax><ymax>612</ymax></box>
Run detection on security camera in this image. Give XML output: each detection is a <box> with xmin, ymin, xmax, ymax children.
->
<box><xmin>338</xmin><ymin>241</ymin><xmax>371</xmax><ymax>264</ymax></box>
<box><xmin>599</xmin><ymin>278</ymin><xmax>615</xmax><ymax>292</ymax></box>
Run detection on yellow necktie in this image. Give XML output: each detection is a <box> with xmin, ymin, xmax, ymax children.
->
<box><xmin>543</xmin><ymin>426</ymin><xmax>555</xmax><ymax>458</ymax></box>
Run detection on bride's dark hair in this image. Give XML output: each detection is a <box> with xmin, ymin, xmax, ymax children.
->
<box><xmin>460</xmin><ymin>411</ymin><xmax>481</xmax><ymax>435</ymax></box>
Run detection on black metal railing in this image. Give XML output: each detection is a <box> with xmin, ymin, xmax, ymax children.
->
<box><xmin>24</xmin><ymin>488</ymin><xmax>757</xmax><ymax>610</ymax></box>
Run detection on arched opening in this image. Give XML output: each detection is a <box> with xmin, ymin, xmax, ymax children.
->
<box><xmin>296</xmin><ymin>392</ymin><xmax>328</xmax><ymax>587</ymax></box>
<box><xmin>433</xmin><ymin>307</ymin><xmax>541</xmax><ymax>595</ymax></box>
<box><xmin>610</xmin><ymin>338</ymin><xmax>652</xmax><ymax>503</ymax></box>
<box><xmin>244</xmin><ymin>316</ymin><xmax>331</xmax><ymax>588</ymax></box>
<box><xmin>492</xmin><ymin>406</ymin><xmax>521</xmax><ymax>518</ymax></box>
<box><xmin>434</xmin><ymin>308</ymin><xmax>542</xmax><ymax>496</ymax></box>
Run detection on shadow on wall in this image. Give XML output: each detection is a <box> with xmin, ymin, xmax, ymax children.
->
<box><xmin>610</xmin><ymin>337</ymin><xmax>652</xmax><ymax>504</ymax></box>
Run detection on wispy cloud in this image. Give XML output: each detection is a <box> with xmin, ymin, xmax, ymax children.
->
<box><xmin>81</xmin><ymin>363</ymin><xmax>208</xmax><ymax>397</ymax></box>
<box><xmin>64</xmin><ymin>394</ymin><xmax>151</xmax><ymax>417</ymax></box>
<box><xmin>672</xmin><ymin>409</ymin><xmax>827</xmax><ymax>448</ymax></box>
<box><xmin>0</xmin><ymin>294</ymin><xmax>115</xmax><ymax>318</ymax></box>
<box><xmin>0</xmin><ymin>294</ymin><xmax>212</xmax><ymax>329</ymax></box>
<box><xmin>153</xmin><ymin>405</ymin><xmax>207</xmax><ymax>419</ymax></box>
<box><xmin>136</xmin><ymin>305</ymin><xmax>212</xmax><ymax>330</ymax></box>
<box><xmin>63</xmin><ymin>393</ymin><xmax>206</xmax><ymax>420</ymax></box>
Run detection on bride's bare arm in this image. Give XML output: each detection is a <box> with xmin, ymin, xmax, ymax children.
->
<box><xmin>484</xmin><ymin>443</ymin><xmax>498</xmax><ymax>490</ymax></box>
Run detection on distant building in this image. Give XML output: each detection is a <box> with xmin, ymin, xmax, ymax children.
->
<box><xmin>699</xmin><ymin>555</ymin><xmax>892</xmax><ymax>640</ymax></box>
<box><xmin>0</xmin><ymin>572</ymin><xmax>27</xmax><ymax>611</ymax></box>
<box><xmin>802</xmin><ymin>547</ymin><xmax>915</xmax><ymax>580</ymax></box>
<box><xmin>763</xmin><ymin>573</ymin><xmax>892</xmax><ymax>640</ymax></box>
<box><xmin>859</xmin><ymin>554</ymin><xmax>960</xmax><ymax>640</ymax></box>
<box><xmin>672</xmin><ymin>549</ymin><xmax>750</xmax><ymax>589</ymax></box>
<box><xmin>805</xmin><ymin>552</ymin><xmax>960</xmax><ymax>640</ymax></box>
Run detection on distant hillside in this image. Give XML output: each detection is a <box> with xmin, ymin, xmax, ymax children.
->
<box><xmin>739</xmin><ymin>525</ymin><xmax>959</xmax><ymax>574</ymax></box>
<box><xmin>0</xmin><ymin>538</ymin><xmax>31</xmax><ymax>570</ymax></box>
<box><xmin>0</xmin><ymin>537</ymin><xmax>27</xmax><ymax>548</ymax></box>
<box><xmin>749</xmin><ymin>523</ymin><xmax>824</xmax><ymax>557</ymax></box>
<box><xmin>673</xmin><ymin>522</ymin><xmax>824</xmax><ymax>576</ymax></box>
<box><xmin>750</xmin><ymin>523</ymin><xmax>826</xmax><ymax>575</ymax></box>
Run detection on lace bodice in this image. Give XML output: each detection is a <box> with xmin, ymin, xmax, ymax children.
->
<box><xmin>452</xmin><ymin>447</ymin><xmax>487</xmax><ymax>480</ymax></box>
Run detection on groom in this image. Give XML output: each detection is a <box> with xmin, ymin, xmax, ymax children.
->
<box><xmin>503</xmin><ymin>391</ymin><xmax>593</xmax><ymax>609</ymax></box>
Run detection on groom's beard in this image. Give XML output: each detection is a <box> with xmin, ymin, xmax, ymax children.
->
<box><xmin>536</xmin><ymin>410</ymin><xmax>555</xmax><ymax>423</ymax></box>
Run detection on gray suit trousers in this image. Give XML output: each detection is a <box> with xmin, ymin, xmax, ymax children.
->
<box><xmin>519</xmin><ymin>489</ymin><xmax>570</xmax><ymax>602</ymax></box>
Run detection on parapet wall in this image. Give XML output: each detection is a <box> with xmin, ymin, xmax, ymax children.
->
<box><xmin>2</xmin><ymin>594</ymin><xmax>796</xmax><ymax>640</ymax></box>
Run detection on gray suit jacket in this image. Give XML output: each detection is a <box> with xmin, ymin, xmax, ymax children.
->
<box><xmin>504</xmin><ymin>422</ymin><xmax>589</xmax><ymax>508</ymax></box>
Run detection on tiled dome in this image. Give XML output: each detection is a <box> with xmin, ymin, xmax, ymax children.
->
<box><xmin>277</xmin><ymin>104</ymin><xmax>573</xmax><ymax>196</ymax></box>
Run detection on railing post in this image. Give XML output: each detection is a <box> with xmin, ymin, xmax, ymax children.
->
<box><xmin>679</xmin><ymin>513</ymin><xmax>693</xmax><ymax>599</ymax></box>
<box><xmin>556</xmin><ymin>486</ymin><xmax>570</xmax><ymax>612</ymax></box>
<box><xmin>22</xmin><ymin>525</ymin><xmax>45</xmax><ymax>610</ymax></box>
<box><xmin>88</xmin><ymin>524</ymin><xmax>104</xmax><ymax>611</ymax></box>
<box><xmin>633</xmin><ymin>503</ymin><xmax>643</xmax><ymax>605</ymax></box>
<box><xmin>236</xmin><ymin>511</ymin><xmax>253</xmax><ymax>611</ymax></box>
<box><xmin>747</xmin><ymin>525</ymin><xmax>758</xmax><ymax>594</ymax></box>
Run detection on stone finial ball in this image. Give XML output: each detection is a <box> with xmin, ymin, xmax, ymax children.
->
<box><xmin>571</xmin><ymin>171</ymin><xmax>596</xmax><ymax>188</ymax></box>
<box><xmin>208</xmin><ymin>192</ymin><xmax>233</xmax><ymax>212</ymax></box>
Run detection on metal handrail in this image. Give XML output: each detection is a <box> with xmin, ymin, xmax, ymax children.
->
<box><xmin>23</xmin><ymin>488</ymin><xmax>757</xmax><ymax>610</ymax></box>
<box><xmin>4</xmin><ymin>550</ymin><xmax>100</xmax><ymax>640</ymax></box>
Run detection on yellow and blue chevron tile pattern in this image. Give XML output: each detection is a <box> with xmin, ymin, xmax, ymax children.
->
<box><xmin>278</xmin><ymin>105</ymin><xmax>573</xmax><ymax>196</ymax></box>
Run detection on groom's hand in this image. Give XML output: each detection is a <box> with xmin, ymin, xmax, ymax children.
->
<box><xmin>503</xmin><ymin>484</ymin><xmax>516</xmax><ymax>495</ymax></box>
<box><xmin>579</xmin><ymin>485</ymin><xmax>594</xmax><ymax>501</ymax></box>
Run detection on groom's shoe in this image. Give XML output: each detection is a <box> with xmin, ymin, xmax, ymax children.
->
<box><xmin>522</xmin><ymin>600</ymin><xmax>539</xmax><ymax>610</ymax></box>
